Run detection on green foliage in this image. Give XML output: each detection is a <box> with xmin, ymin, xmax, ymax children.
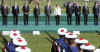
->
<box><xmin>0</xmin><ymin>0</ymin><xmax>95</xmax><ymax>13</ymax></box>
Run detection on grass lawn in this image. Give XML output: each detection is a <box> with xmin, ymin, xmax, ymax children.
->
<box><xmin>0</xmin><ymin>32</ymin><xmax>100</xmax><ymax>52</ymax></box>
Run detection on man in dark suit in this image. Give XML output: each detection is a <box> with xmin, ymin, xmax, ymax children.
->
<box><xmin>93</xmin><ymin>2</ymin><xmax>99</xmax><ymax>25</ymax></box>
<box><xmin>66</xmin><ymin>3</ymin><xmax>73</xmax><ymax>25</ymax></box>
<box><xmin>72</xmin><ymin>2</ymin><xmax>77</xmax><ymax>14</ymax></box>
<box><xmin>34</xmin><ymin>5</ymin><xmax>40</xmax><ymax>25</ymax></box>
<box><xmin>23</xmin><ymin>3</ymin><xmax>29</xmax><ymax>25</ymax></box>
<box><xmin>44</xmin><ymin>3</ymin><xmax>51</xmax><ymax>25</ymax></box>
<box><xmin>75</xmin><ymin>4</ymin><xmax>81</xmax><ymax>25</ymax></box>
<box><xmin>1</xmin><ymin>5</ymin><xmax>8</xmax><ymax>25</ymax></box>
<box><xmin>12</xmin><ymin>4</ymin><xmax>19</xmax><ymax>25</ymax></box>
<box><xmin>83</xmin><ymin>4</ymin><xmax>89</xmax><ymax>25</ymax></box>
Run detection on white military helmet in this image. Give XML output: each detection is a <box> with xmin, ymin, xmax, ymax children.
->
<box><xmin>13</xmin><ymin>36</ymin><xmax>27</xmax><ymax>46</ymax></box>
<box><xmin>57</xmin><ymin>28</ymin><xmax>68</xmax><ymax>36</ymax></box>
<box><xmin>10</xmin><ymin>29</ymin><xmax>20</xmax><ymax>34</ymax></box>
<box><xmin>80</xmin><ymin>42</ymin><xmax>95</xmax><ymax>50</ymax></box>
<box><xmin>15</xmin><ymin>46</ymin><xmax>31</xmax><ymax>52</ymax></box>
<box><xmin>75</xmin><ymin>38</ymin><xmax>88</xmax><ymax>44</ymax></box>
<box><xmin>10</xmin><ymin>33</ymin><xmax>21</xmax><ymax>39</ymax></box>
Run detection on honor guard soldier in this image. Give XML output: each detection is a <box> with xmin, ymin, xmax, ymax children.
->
<box><xmin>44</xmin><ymin>2</ymin><xmax>51</xmax><ymax>25</ymax></box>
<box><xmin>65</xmin><ymin>33</ymin><xmax>79</xmax><ymax>52</ymax></box>
<box><xmin>75</xmin><ymin>3</ymin><xmax>81</xmax><ymax>25</ymax></box>
<box><xmin>80</xmin><ymin>42</ymin><xmax>95</xmax><ymax>52</ymax></box>
<box><xmin>1</xmin><ymin>4</ymin><xmax>9</xmax><ymax>25</ymax></box>
<box><xmin>75</xmin><ymin>38</ymin><xmax>88</xmax><ymax>52</ymax></box>
<box><xmin>12</xmin><ymin>3</ymin><xmax>19</xmax><ymax>25</ymax></box>
<box><xmin>66</xmin><ymin>2</ymin><xmax>73</xmax><ymax>25</ymax></box>
<box><xmin>83</xmin><ymin>3</ymin><xmax>89</xmax><ymax>25</ymax></box>
<box><xmin>6</xmin><ymin>40</ymin><xmax>16</xmax><ymax>52</ymax></box>
<box><xmin>93</xmin><ymin>2</ymin><xmax>99</xmax><ymax>25</ymax></box>
<box><xmin>51</xmin><ymin>28</ymin><xmax>70</xmax><ymax>52</ymax></box>
<box><xmin>33</xmin><ymin>5</ymin><xmax>40</xmax><ymax>25</ymax></box>
<box><xmin>23</xmin><ymin>3</ymin><xmax>29</xmax><ymax>25</ymax></box>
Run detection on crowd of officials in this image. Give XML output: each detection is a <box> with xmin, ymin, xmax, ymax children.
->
<box><xmin>0</xmin><ymin>1</ymin><xmax>100</xmax><ymax>25</ymax></box>
<box><xmin>51</xmin><ymin>28</ymin><xmax>100</xmax><ymax>52</ymax></box>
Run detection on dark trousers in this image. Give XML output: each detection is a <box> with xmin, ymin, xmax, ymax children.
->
<box><xmin>46</xmin><ymin>15</ymin><xmax>50</xmax><ymax>25</ymax></box>
<box><xmin>24</xmin><ymin>14</ymin><xmax>28</xmax><ymax>25</ymax></box>
<box><xmin>94</xmin><ymin>15</ymin><xmax>98</xmax><ymax>25</ymax></box>
<box><xmin>67</xmin><ymin>14</ymin><xmax>72</xmax><ymax>25</ymax></box>
<box><xmin>76</xmin><ymin>15</ymin><xmax>80</xmax><ymax>25</ymax></box>
<box><xmin>34</xmin><ymin>15</ymin><xmax>38</xmax><ymax>25</ymax></box>
<box><xmin>84</xmin><ymin>15</ymin><xmax>88</xmax><ymax>25</ymax></box>
<box><xmin>55</xmin><ymin>15</ymin><xmax>60</xmax><ymax>25</ymax></box>
<box><xmin>2</xmin><ymin>15</ymin><xmax>7</xmax><ymax>25</ymax></box>
<box><xmin>13</xmin><ymin>15</ymin><xmax>18</xmax><ymax>25</ymax></box>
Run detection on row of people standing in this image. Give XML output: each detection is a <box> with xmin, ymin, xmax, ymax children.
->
<box><xmin>0</xmin><ymin>2</ymin><xmax>99</xmax><ymax>26</ymax></box>
<box><xmin>65</xmin><ymin>2</ymin><xmax>99</xmax><ymax>25</ymax></box>
<box><xmin>53</xmin><ymin>2</ymin><xmax>99</xmax><ymax>25</ymax></box>
<box><xmin>0</xmin><ymin>3</ymin><xmax>31</xmax><ymax>25</ymax></box>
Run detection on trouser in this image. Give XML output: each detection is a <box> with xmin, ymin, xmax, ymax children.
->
<box><xmin>67</xmin><ymin>14</ymin><xmax>72</xmax><ymax>25</ymax></box>
<box><xmin>84</xmin><ymin>15</ymin><xmax>88</xmax><ymax>25</ymax></box>
<box><xmin>55</xmin><ymin>15</ymin><xmax>60</xmax><ymax>25</ymax></box>
<box><xmin>76</xmin><ymin>15</ymin><xmax>80</xmax><ymax>25</ymax></box>
<box><xmin>94</xmin><ymin>15</ymin><xmax>98</xmax><ymax>25</ymax></box>
<box><xmin>2</xmin><ymin>15</ymin><xmax>7</xmax><ymax>25</ymax></box>
<box><xmin>24</xmin><ymin>14</ymin><xmax>28</xmax><ymax>25</ymax></box>
<box><xmin>46</xmin><ymin>15</ymin><xmax>50</xmax><ymax>25</ymax></box>
<box><xmin>34</xmin><ymin>15</ymin><xmax>38</xmax><ymax>25</ymax></box>
<box><xmin>13</xmin><ymin>15</ymin><xmax>18</xmax><ymax>25</ymax></box>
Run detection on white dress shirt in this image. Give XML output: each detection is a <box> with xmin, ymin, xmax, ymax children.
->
<box><xmin>54</xmin><ymin>7</ymin><xmax>61</xmax><ymax>16</ymax></box>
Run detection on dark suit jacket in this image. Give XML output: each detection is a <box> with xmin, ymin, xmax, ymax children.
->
<box><xmin>1</xmin><ymin>5</ymin><xmax>8</xmax><ymax>16</ymax></box>
<box><xmin>34</xmin><ymin>7</ymin><xmax>40</xmax><ymax>16</ymax></box>
<box><xmin>83</xmin><ymin>6</ymin><xmax>89</xmax><ymax>16</ymax></box>
<box><xmin>66</xmin><ymin>5</ymin><xmax>73</xmax><ymax>16</ymax></box>
<box><xmin>72</xmin><ymin>3</ymin><xmax>77</xmax><ymax>13</ymax></box>
<box><xmin>93</xmin><ymin>5</ymin><xmax>99</xmax><ymax>16</ymax></box>
<box><xmin>75</xmin><ymin>6</ymin><xmax>81</xmax><ymax>16</ymax></box>
<box><xmin>44</xmin><ymin>5</ymin><xmax>51</xmax><ymax>16</ymax></box>
<box><xmin>23</xmin><ymin>5</ymin><xmax>29</xmax><ymax>14</ymax></box>
<box><xmin>12</xmin><ymin>5</ymin><xmax>19</xmax><ymax>16</ymax></box>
